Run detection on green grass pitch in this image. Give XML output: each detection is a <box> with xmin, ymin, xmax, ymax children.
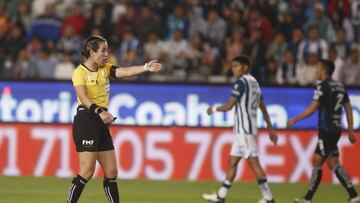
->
<box><xmin>0</xmin><ymin>176</ymin><xmax>359</xmax><ymax>203</ymax></box>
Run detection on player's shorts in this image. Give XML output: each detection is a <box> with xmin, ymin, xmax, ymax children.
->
<box><xmin>72</xmin><ymin>106</ymin><xmax>114</xmax><ymax>152</ymax></box>
<box><xmin>230</xmin><ymin>133</ymin><xmax>258</xmax><ymax>159</ymax></box>
<box><xmin>315</xmin><ymin>129</ymin><xmax>341</xmax><ymax>157</ymax></box>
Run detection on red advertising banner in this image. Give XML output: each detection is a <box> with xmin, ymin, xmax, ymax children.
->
<box><xmin>0</xmin><ymin>123</ymin><xmax>359</xmax><ymax>183</ymax></box>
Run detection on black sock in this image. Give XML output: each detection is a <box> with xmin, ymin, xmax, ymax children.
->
<box><xmin>103</xmin><ymin>177</ymin><xmax>120</xmax><ymax>203</ymax></box>
<box><xmin>333</xmin><ymin>164</ymin><xmax>358</xmax><ymax>198</ymax></box>
<box><xmin>67</xmin><ymin>174</ymin><xmax>88</xmax><ymax>203</ymax></box>
<box><xmin>305</xmin><ymin>167</ymin><xmax>322</xmax><ymax>200</ymax></box>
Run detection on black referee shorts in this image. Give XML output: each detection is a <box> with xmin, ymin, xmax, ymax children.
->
<box><xmin>315</xmin><ymin>129</ymin><xmax>341</xmax><ymax>157</ymax></box>
<box><xmin>72</xmin><ymin>106</ymin><xmax>114</xmax><ymax>152</ymax></box>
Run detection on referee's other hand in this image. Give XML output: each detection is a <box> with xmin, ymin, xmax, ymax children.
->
<box><xmin>99</xmin><ymin>111</ymin><xmax>115</xmax><ymax>125</ymax></box>
<box><xmin>348</xmin><ymin>132</ymin><xmax>357</xmax><ymax>144</ymax></box>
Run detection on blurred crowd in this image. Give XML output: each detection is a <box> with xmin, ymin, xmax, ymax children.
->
<box><xmin>0</xmin><ymin>0</ymin><xmax>360</xmax><ymax>86</ymax></box>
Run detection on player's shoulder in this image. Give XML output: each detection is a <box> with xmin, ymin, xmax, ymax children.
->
<box><xmin>73</xmin><ymin>64</ymin><xmax>86</xmax><ymax>74</ymax></box>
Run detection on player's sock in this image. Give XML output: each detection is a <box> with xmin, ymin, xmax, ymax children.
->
<box><xmin>304</xmin><ymin>167</ymin><xmax>322</xmax><ymax>200</ymax></box>
<box><xmin>257</xmin><ymin>178</ymin><xmax>273</xmax><ymax>200</ymax></box>
<box><xmin>218</xmin><ymin>180</ymin><xmax>232</xmax><ymax>199</ymax></box>
<box><xmin>333</xmin><ymin>164</ymin><xmax>358</xmax><ymax>198</ymax></box>
<box><xmin>103</xmin><ymin>177</ymin><xmax>120</xmax><ymax>203</ymax></box>
<box><xmin>67</xmin><ymin>174</ymin><xmax>88</xmax><ymax>203</ymax></box>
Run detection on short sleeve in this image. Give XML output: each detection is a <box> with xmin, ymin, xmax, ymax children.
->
<box><xmin>104</xmin><ymin>63</ymin><xmax>113</xmax><ymax>79</ymax></box>
<box><xmin>231</xmin><ymin>79</ymin><xmax>246</xmax><ymax>100</ymax></box>
<box><xmin>72</xmin><ymin>68</ymin><xmax>85</xmax><ymax>86</ymax></box>
<box><xmin>313</xmin><ymin>82</ymin><xmax>325</xmax><ymax>101</ymax></box>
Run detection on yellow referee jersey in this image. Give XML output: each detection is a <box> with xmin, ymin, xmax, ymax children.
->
<box><xmin>72</xmin><ymin>63</ymin><xmax>113</xmax><ymax>108</ymax></box>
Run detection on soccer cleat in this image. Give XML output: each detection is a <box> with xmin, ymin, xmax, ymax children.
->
<box><xmin>202</xmin><ymin>192</ymin><xmax>225</xmax><ymax>203</ymax></box>
<box><xmin>349</xmin><ymin>196</ymin><xmax>360</xmax><ymax>203</ymax></box>
<box><xmin>258</xmin><ymin>198</ymin><xmax>276</xmax><ymax>203</ymax></box>
<box><xmin>294</xmin><ymin>197</ymin><xmax>311</xmax><ymax>203</ymax></box>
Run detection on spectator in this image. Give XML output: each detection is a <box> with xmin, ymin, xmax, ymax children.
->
<box><xmin>113</xmin><ymin>5</ymin><xmax>139</xmax><ymax>41</ymax></box>
<box><xmin>297</xmin><ymin>52</ymin><xmax>319</xmax><ymax>86</ymax></box>
<box><xmin>137</xmin><ymin>7</ymin><xmax>162</xmax><ymax>42</ymax></box>
<box><xmin>13</xmin><ymin>48</ymin><xmax>36</xmax><ymax>79</ymax></box>
<box><xmin>2</xmin><ymin>24</ymin><xmax>26</xmax><ymax>61</ymax></box>
<box><xmin>60</xmin><ymin>4</ymin><xmax>86</xmax><ymax>36</ymax></box>
<box><xmin>144</xmin><ymin>32</ymin><xmax>164</xmax><ymax>61</ymax></box>
<box><xmin>339</xmin><ymin>47</ymin><xmax>360</xmax><ymax>86</ymax></box>
<box><xmin>54</xmin><ymin>52</ymin><xmax>75</xmax><ymax>80</ymax></box>
<box><xmin>115</xmin><ymin>30</ymin><xmax>140</xmax><ymax>61</ymax></box>
<box><xmin>329</xmin><ymin>48</ymin><xmax>344</xmax><ymax>81</ymax></box>
<box><xmin>205</xmin><ymin>9</ymin><xmax>227</xmax><ymax>47</ymax></box>
<box><xmin>327</xmin><ymin>0</ymin><xmax>351</xmax><ymax>18</ymax></box>
<box><xmin>266</xmin><ymin>32</ymin><xmax>287</xmax><ymax>64</ymax></box>
<box><xmin>297</xmin><ymin>26</ymin><xmax>328</xmax><ymax>65</ymax></box>
<box><xmin>166</xmin><ymin>5</ymin><xmax>189</xmax><ymax>39</ymax></box>
<box><xmin>330</xmin><ymin>29</ymin><xmax>351</xmax><ymax>60</ymax></box>
<box><xmin>35</xmin><ymin>48</ymin><xmax>58</xmax><ymax>79</ymax></box>
<box><xmin>57</xmin><ymin>25</ymin><xmax>82</xmax><ymax>63</ymax></box>
<box><xmin>243</xmin><ymin>29</ymin><xmax>268</xmax><ymax>81</ymax></box>
<box><xmin>276</xmin><ymin>12</ymin><xmax>298</xmax><ymax>42</ymax></box>
<box><xmin>12</xmin><ymin>1</ymin><xmax>32</xmax><ymax>33</ymax></box>
<box><xmin>185</xmin><ymin>33</ymin><xmax>205</xmax><ymax>79</ymax></box>
<box><xmin>226</xmin><ymin>8</ymin><xmax>247</xmax><ymax>39</ymax></box>
<box><xmin>277</xmin><ymin>49</ymin><xmax>298</xmax><ymax>85</ymax></box>
<box><xmin>287</xmin><ymin>27</ymin><xmax>304</xmax><ymax>56</ymax></box>
<box><xmin>264</xmin><ymin>58</ymin><xmax>279</xmax><ymax>85</ymax></box>
<box><xmin>329</xmin><ymin>10</ymin><xmax>354</xmax><ymax>42</ymax></box>
<box><xmin>162</xmin><ymin>29</ymin><xmax>189</xmax><ymax>75</ymax></box>
<box><xmin>247</xmin><ymin>7</ymin><xmax>273</xmax><ymax>42</ymax></box>
<box><xmin>84</xmin><ymin>6</ymin><xmax>111</xmax><ymax>40</ymax></box>
<box><xmin>352</xmin><ymin>0</ymin><xmax>360</xmax><ymax>33</ymax></box>
<box><xmin>28</xmin><ymin>3</ymin><xmax>62</xmax><ymax>42</ymax></box>
<box><xmin>225</xmin><ymin>28</ymin><xmax>244</xmax><ymax>62</ymax></box>
<box><xmin>0</xmin><ymin>3</ymin><xmax>10</xmax><ymax>38</ymax></box>
<box><xmin>305</xmin><ymin>3</ymin><xmax>335</xmax><ymax>41</ymax></box>
<box><xmin>187</xmin><ymin>9</ymin><xmax>207</xmax><ymax>39</ymax></box>
<box><xmin>111</xmin><ymin>0</ymin><xmax>127</xmax><ymax>23</ymax></box>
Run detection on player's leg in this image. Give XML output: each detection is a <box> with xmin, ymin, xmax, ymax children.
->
<box><xmin>203</xmin><ymin>156</ymin><xmax>241</xmax><ymax>202</ymax></box>
<box><xmin>247</xmin><ymin>157</ymin><xmax>275</xmax><ymax>203</ymax></box>
<box><xmin>98</xmin><ymin>150</ymin><xmax>119</xmax><ymax>203</ymax></box>
<box><xmin>220</xmin><ymin>156</ymin><xmax>242</xmax><ymax>198</ymax></box>
<box><xmin>203</xmin><ymin>134</ymin><xmax>245</xmax><ymax>202</ymax></box>
<box><xmin>295</xmin><ymin>153</ymin><xmax>326</xmax><ymax>203</ymax></box>
<box><xmin>327</xmin><ymin>156</ymin><xmax>359</xmax><ymax>201</ymax></box>
<box><xmin>67</xmin><ymin>151</ymin><xmax>97</xmax><ymax>203</ymax></box>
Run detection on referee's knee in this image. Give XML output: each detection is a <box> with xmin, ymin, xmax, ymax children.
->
<box><xmin>104</xmin><ymin>168</ymin><xmax>118</xmax><ymax>179</ymax></box>
<box><xmin>79</xmin><ymin>167</ymin><xmax>96</xmax><ymax>180</ymax></box>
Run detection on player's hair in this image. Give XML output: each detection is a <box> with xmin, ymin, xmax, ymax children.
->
<box><xmin>319</xmin><ymin>59</ymin><xmax>335</xmax><ymax>76</ymax></box>
<box><xmin>232</xmin><ymin>55</ymin><xmax>251</xmax><ymax>72</ymax></box>
<box><xmin>81</xmin><ymin>36</ymin><xmax>107</xmax><ymax>59</ymax></box>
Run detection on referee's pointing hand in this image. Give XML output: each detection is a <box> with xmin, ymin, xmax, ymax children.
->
<box><xmin>147</xmin><ymin>60</ymin><xmax>162</xmax><ymax>72</ymax></box>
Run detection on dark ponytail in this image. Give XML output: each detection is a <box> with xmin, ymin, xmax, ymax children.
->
<box><xmin>81</xmin><ymin>36</ymin><xmax>107</xmax><ymax>59</ymax></box>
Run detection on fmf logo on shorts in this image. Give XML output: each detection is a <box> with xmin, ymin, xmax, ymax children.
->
<box><xmin>82</xmin><ymin>140</ymin><xmax>94</xmax><ymax>146</ymax></box>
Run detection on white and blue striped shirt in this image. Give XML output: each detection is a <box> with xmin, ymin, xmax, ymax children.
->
<box><xmin>231</xmin><ymin>74</ymin><xmax>261</xmax><ymax>135</ymax></box>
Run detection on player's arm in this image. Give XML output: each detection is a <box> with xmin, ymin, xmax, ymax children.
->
<box><xmin>287</xmin><ymin>100</ymin><xmax>319</xmax><ymax>128</ymax></box>
<box><xmin>259</xmin><ymin>100</ymin><xmax>278</xmax><ymax>145</ymax></box>
<box><xmin>113</xmin><ymin>60</ymin><xmax>162</xmax><ymax>78</ymax></box>
<box><xmin>207</xmin><ymin>98</ymin><xmax>236</xmax><ymax>115</ymax></box>
<box><xmin>74</xmin><ymin>85</ymin><xmax>114</xmax><ymax>124</ymax></box>
<box><xmin>344</xmin><ymin>101</ymin><xmax>357</xmax><ymax>143</ymax></box>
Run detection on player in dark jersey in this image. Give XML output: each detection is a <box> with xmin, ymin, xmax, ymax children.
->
<box><xmin>287</xmin><ymin>59</ymin><xmax>359</xmax><ymax>203</ymax></box>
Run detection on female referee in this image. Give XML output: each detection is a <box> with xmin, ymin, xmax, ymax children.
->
<box><xmin>67</xmin><ymin>36</ymin><xmax>162</xmax><ymax>203</ymax></box>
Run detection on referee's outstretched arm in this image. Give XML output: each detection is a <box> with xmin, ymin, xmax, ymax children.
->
<box><xmin>112</xmin><ymin>60</ymin><xmax>162</xmax><ymax>78</ymax></box>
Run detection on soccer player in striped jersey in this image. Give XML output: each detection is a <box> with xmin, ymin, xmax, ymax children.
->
<box><xmin>203</xmin><ymin>55</ymin><xmax>278</xmax><ymax>203</ymax></box>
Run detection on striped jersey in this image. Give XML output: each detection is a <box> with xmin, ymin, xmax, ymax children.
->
<box><xmin>231</xmin><ymin>74</ymin><xmax>261</xmax><ymax>135</ymax></box>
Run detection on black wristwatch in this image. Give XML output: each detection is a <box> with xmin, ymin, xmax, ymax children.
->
<box><xmin>96</xmin><ymin>107</ymin><xmax>104</xmax><ymax>114</ymax></box>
